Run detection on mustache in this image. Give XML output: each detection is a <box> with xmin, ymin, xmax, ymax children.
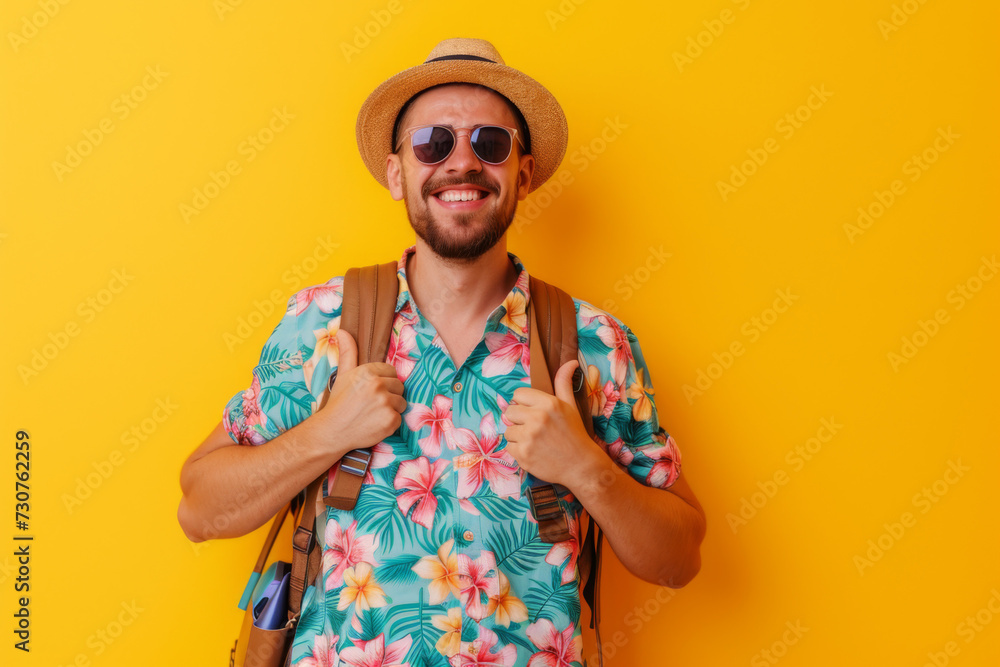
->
<box><xmin>422</xmin><ymin>174</ymin><xmax>498</xmax><ymax>199</ymax></box>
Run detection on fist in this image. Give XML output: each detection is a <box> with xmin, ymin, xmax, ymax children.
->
<box><xmin>313</xmin><ymin>328</ymin><xmax>407</xmax><ymax>454</ymax></box>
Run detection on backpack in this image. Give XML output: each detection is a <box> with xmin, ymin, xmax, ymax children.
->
<box><xmin>230</xmin><ymin>261</ymin><xmax>604</xmax><ymax>667</ymax></box>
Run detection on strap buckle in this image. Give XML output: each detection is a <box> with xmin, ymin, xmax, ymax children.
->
<box><xmin>527</xmin><ymin>483</ymin><xmax>563</xmax><ymax>522</ymax></box>
<box><xmin>339</xmin><ymin>449</ymin><xmax>372</xmax><ymax>477</ymax></box>
<box><xmin>292</xmin><ymin>525</ymin><xmax>314</xmax><ymax>555</ymax></box>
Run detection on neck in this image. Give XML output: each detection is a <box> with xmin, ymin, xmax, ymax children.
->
<box><xmin>406</xmin><ymin>238</ymin><xmax>518</xmax><ymax>324</ymax></box>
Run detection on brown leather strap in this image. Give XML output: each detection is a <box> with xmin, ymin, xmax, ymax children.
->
<box><xmin>250</xmin><ymin>501</ymin><xmax>292</xmax><ymax>578</ymax></box>
<box><xmin>288</xmin><ymin>475</ymin><xmax>324</xmax><ymax>619</ymax></box>
<box><xmin>531</xmin><ymin>275</ymin><xmax>604</xmax><ymax>664</ymax></box>
<box><xmin>526</xmin><ymin>282</ymin><xmax>573</xmax><ymax>544</ymax></box>
<box><xmin>324</xmin><ymin>261</ymin><xmax>400</xmax><ymax>510</ymax></box>
<box><xmin>529</xmin><ymin>276</ymin><xmax>595</xmax><ymax>438</ymax></box>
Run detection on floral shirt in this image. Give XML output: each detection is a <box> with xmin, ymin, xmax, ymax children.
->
<box><xmin>223</xmin><ymin>244</ymin><xmax>682</xmax><ymax>667</ymax></box>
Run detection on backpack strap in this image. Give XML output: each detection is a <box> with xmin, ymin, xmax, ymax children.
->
<box><xmin>324</xmin><ymin>261</ymin><xmax>400</xmax><ymax>510</ymax></box>
<box><xmin>525</xmin><ymin>275</ymin><xmax>597</xmax><ymax>543</ymax></box>
<box><xmin>287</xmin><ymin>475</ymin><xmax>324</xmax><ymax>620</ymax></box>
<box><xmin>529</xmin><ymin>275</ymin><xmax>605</xmax><ymax>666</ymax></box>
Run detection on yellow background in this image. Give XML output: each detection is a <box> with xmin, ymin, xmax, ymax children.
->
<box><xmin>2</xmin><ymin>0</ymin><xmax>998</xmax><ymax>665</ymax></box>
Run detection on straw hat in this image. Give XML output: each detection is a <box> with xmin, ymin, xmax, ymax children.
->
<box><xmin>356</xmin><ymin>37</ymin><xmax>568</xmax><ymax>193</ymax></box>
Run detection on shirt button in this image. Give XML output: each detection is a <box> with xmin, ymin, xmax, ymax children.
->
<box><xmin>463</xmin><ymin>529</ymin><xmax>474</xmax><ymax>542</ymax></box>
<box><xmin>453</xmin><ymin>381</ymin><xmax>463</xmax><ymax>392</ymax></box>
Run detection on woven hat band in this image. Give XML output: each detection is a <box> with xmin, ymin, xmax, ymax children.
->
<box><xmin>425</xmin><ymin>55</ymin><xmax>497</xmax><ymax>64</ymax></box>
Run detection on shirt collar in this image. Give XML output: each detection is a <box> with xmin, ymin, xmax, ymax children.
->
<box><xmin>395</xmin><ymin>244</ymin><xmax>532</xmax><ymax>339</ymax></box>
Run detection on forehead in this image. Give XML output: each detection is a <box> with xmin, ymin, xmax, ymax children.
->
<box><xmin>402</xmin><ymin>84</ymin><xmax>518</xmax><ymax>127</ymax></box>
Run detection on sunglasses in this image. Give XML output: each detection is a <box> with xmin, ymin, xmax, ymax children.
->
<box><xmin>395</xmin><ymin>124</ymin><xmax>524</xmax><ymax>165</ymax></box>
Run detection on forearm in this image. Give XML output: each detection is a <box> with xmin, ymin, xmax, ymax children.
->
<box><xmin>571</xmin><ymin>450</ymin><xmax>705</xmax><ymax>587</ymax></box>
<box><xmin>178</xmin><ymin>419</ymin><xmax>344</xmax><ymax>542</ymax></box>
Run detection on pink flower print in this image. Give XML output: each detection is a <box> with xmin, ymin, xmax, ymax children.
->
<box><xmin>447</xmin><ymin>626</ymin><xmax>517</xmax><ymax>666</ymax></box>
<box><xmin>497</xmin><ymin>395</ymin><xmax>513</xmax><ymax>427</ymax></box>
<box><xmin>296</xmin><ymin>282</ymin><xmax>343</xmax><ymax>316</ymax></box>
<box><xmin>404</xmin><ymin>395</ymin><xmax>454</xmax><ymax>457</ymax></box>
<box><xmin>448</xmin><ymin>412</ymin><xmax>520</xmax><ymax>499</ymax></box>
<box><xmin>387</xmin><ymin>323</ymin><xmax>418</xmax><ymax>381</ymax></box>
<box><xmin>298</xmin><ymin>633</ymin><xmax>340</xmax><ymax>667</ymax></box>
<box><xmin>603</xmin><ymin>436</ymin><xmax>635</xmax><ymax>468</ymax></box>
<box><xmin>323</xmin><ymin>520</ymin><xmax>379</xmax><ymax>589</ymax></box>
<box><xmin>526</xmin><ymin>619</ymin><xmax>583</xmax><ymax>667</ymax></box>
<box><xmin>595</xmin><ymin>317</ymin><xmax>633</xmax><ymax>386</ymax></box>
<box><xmin>576</xmin><ymin>302</ymin><xmax>604</xmax><ymax>326</ymax></box>
<box><xmin>393</xmin><ymin>456</ymin><xmax>449</xmax><ymax>529</ymax></box>
<box><xmin>339</xmin><ymin>633</ymin><xmax>412</xmax><ymax>667</ymax></box>
<box><xmin>362</xmin><ymin>441</ymin><xmax>395</xmax><ymax>485</ymax></box>
<box><xmin>457</xmin><ymin>550</ymin><xmax>498</xmax><ymax>621</ymax></box>
<box><xmin>482</xmin><ymin>332</ymin><xmax>529</xmax><ymax>377</ymax></box>
<box><xmin>643</xmin><ymin>432</ymin><xmax>681</xmax><ymax>489</ymax></box>
<box><xmin>544</xmin><ymin>519</ymin><xmax>580</xmax><ymax>585</ymax></box>
<box><xmin>241</xmin><ymin>376</ymin><xmax>267</xmax><ymax>429</ymax></box>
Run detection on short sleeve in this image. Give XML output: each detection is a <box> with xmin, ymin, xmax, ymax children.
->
<box><xmin>576</xmin><ymin>301</ymin><xmax>682</xmax><ymax>489</ymax></box>
<box><xmin>222</xmin><ymin>294</ymin><xmax>313</xmax><ymax>445</ymax></box>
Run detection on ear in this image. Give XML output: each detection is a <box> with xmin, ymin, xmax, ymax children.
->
<box><xmin>516</xmin><ymin>152</ymin><xmax>535</xmax><ymax>200</ymax></box>
<box><xmin>387</xmin><ymin>153</ymin><xmax>404</xmax><ymax>201</ymax></box>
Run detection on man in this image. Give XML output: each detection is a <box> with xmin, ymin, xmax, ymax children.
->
<box><xmin>179</xmin><ymin>38</ymin><xmax>705</xmax><ymax>666</ymax></box>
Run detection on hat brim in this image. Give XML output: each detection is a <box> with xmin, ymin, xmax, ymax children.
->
<box><xmin>356</xmin><ymin>60</ymin><xmax>568</xmax><ymax>193</ymax></box>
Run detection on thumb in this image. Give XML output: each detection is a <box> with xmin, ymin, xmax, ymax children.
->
<box><xmin>554</xmin><ymin>359</ymin><xmax>579</xmax><ymax>406</ymax></box>
<box><xmin>335</xmin><ymin>328</ymin><xmax>358</xmax><ymax>375</ymax></box>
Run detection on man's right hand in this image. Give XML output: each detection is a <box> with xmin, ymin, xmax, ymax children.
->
<box><xmin>311</xmin><ymin>328</ymin><xmax>407</xmax><ymax>454</ymax></box>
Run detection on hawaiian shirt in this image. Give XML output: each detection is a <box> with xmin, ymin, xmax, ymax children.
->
<box><xmin>223</xmin><ymin>244</ymin><xmax>683</xmax><ymax>667</ymax></box>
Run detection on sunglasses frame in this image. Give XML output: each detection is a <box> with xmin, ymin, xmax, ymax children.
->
<box><xmin>394</xmin><ymin>124</ymin><xmax>526</xmax><ymax>166</ymax></box>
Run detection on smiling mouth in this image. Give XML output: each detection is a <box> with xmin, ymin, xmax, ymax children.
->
<box><xmin>433</xmin><ymin>190</ymin><xmax>489</xmax><ymax>202</ymax></box>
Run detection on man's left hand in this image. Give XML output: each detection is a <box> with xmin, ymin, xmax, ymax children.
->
<box><xmin>501</xmin><ymin>359</ymin><xmax>601</xmax><ymax>489</ymax></box>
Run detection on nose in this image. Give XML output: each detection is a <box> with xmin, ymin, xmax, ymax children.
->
<box><xmin>441</xmin><ymin>129</ymin><xmax>483</xmax><ymax>176</ymax></box>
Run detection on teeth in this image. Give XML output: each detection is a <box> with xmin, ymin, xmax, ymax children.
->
<box><xmin>437</xmin><ymin>189</ymin><xmax>484</xmax><ymax>202</ymax></box>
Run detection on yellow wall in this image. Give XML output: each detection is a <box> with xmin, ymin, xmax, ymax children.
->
<box><xmin>2</xmin><ymin>1</ymin><xmax>998</xmax><ymax>665</ymax></box>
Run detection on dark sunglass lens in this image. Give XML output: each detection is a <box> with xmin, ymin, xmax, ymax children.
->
<box><xmin>411</xmin><ymin>126</ymin><xmax>454</xmax><ymax>164</ymax></box>
<box><xmin>471</xmin><ymin>126</ymin><xmax>512</xmax><ymax>163</ymax></box>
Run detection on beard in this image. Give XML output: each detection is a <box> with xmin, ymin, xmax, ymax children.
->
<box><xmin>402</xmin><ymin>170</ymin><xmax>518</xmax><ymax>261</ymax></box>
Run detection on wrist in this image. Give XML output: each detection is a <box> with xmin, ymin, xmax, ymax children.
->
<box><xmin>293</xmin><ymin>413</ymin><xmax>350</xmax><ymax>466</ymax></box>
<box><xmin>564</xmin><ymin>438</ymin><xmax>616</xmax><ymax>500</ymax></box>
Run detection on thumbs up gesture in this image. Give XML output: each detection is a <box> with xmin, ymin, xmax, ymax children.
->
<box><xmin>501</xmin><ymin>359</ymin><xmax>598</xmax><ymax>489</ymax></box>
<box><xmin>311</xmin><ymin>328</ymin><xmax>407</xmax><ymax>457</ymax></box>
